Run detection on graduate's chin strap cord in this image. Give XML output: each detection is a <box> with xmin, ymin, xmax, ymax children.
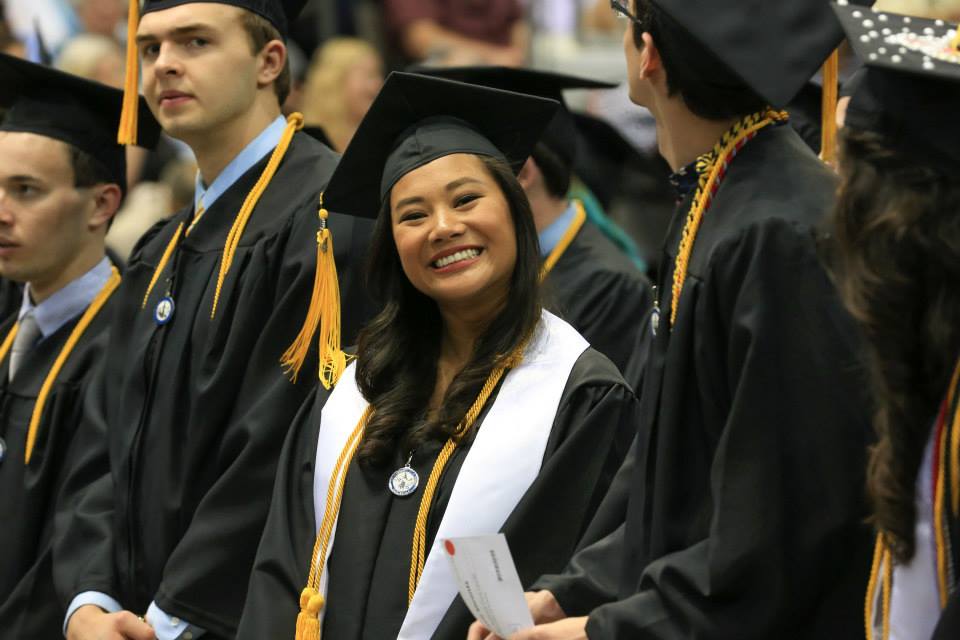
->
<box><xmin>0</xmin><ymin>267</ymin><xmax>122</xmax><ymax>464</ymax></box>
<box><xmin>139</xmin><ymin>113</ymin><xmax>305</xmax><ymax>318</ymax></box>
<box><xmin>669</xmin><ymin>108</ymin><xmax>788</xmax><ymax>328</ymax></box>
<box><xmin>865</xmin><ymin>358</ymin><xmax>960</xmax><ymax>640</ymax></box>
<box><xmin>294</xmin><ymin>341</ymin><xmax>530</xmax><ymax>640</ymax></box>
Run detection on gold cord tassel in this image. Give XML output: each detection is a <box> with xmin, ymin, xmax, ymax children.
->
<box><xmin>211</xmin><ymin>112</ymin><xmax>304</xmax><ymax>318</ymax></box>
<box><xmin>281</xmin><ymin>194</ymin><xmax>346</xmax><ymax>389</ymax></box>
<box><xmin>820</xmin><ymin>48</ymin><xmax>840</xmax><ymax>166</ymax></box>
<box><xmin>117</xmin><ymin>0</ymin><xmax>140</xmax><ymax>145</ymax></box>
<box><xmin>294</xmin><ymin>587</ymin><xmax>324</xmax><ymax>640</ymax></box>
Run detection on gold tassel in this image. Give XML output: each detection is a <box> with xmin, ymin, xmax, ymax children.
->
<box><xmin>294</xmin><ymin>588</ymin><xmax>324</xmax><ymax>640</ymax></box>
<box><xmin>820</xmin><ymin>48</ymin><xmax>840</xmax><ymax>166</ymax></box>
<box><xmin>117</xmin><ymin>0</ymin><xmax>140</xmax><ymax>145</ymax></box>
<box><xmin>281</xmin><ymin>195</ymin><xmax>346</xmax><ymax>389</ymax></box>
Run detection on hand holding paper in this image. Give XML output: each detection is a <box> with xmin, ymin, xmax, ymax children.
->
<box><xmin>442</xmin><ymin>533</ymin><xmax>533</xmax><ymax>638</ymax></box>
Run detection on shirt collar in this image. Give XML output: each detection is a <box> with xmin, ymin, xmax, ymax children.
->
<box><xmin>538</xmin><ymin>201</ymin><xmax>578</xmax><ymax>258</ymax></box>
<box><xmin>668</xmin><ymin>158</ymin><xmax>702</xmax><ymax>201</ymax></box>
<box><xmin>19</xmin><ymin>257</ymin><xmax>111</xmax><ymax>339</ymax></box>
<box><xmin>193</xmin><ymin>115</ymin><xmax>287</xmax><ymax>212</ymax></box>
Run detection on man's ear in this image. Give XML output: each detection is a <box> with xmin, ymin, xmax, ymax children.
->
<box><xmin>517</xmin><ymin>157</ymin><xmax>540</xmax><ymax>191</ymax></box>
<box><xmin>639</xmin><ymin>31</ymin><xmax>662</xmax><ymax>81</ymax></box>
<box><xmin>88</xmin><ymin>183</ymin><xmax>123</xmax><ymax>231</ymax></box>
<box><xmin>257</xmin><ymin>39</ymin><xmax>286</xmax><ymax>88</ymax></box>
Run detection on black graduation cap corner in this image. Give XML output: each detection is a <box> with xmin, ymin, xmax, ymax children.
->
<box><xmin>646</xmin><ymin>0</ymin><xmax>863</xmax><ymax>107</ymax></box>
<box><xmin>0</xmin><ymin>52</ymin><xmax>160</xmax><ymax>193</ymax></box>
<box><xmin>411</xmin><ymin>66</ymin><xmax>617</xmax><ymax>170</ymax></box>
<box><xmin>833</xmin><ymin>1</ymin><xmax>960</xmax><ymax>172</ymax></box>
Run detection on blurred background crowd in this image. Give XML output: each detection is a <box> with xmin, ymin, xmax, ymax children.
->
<box><xmin>1</xmin><ymin>0</ymin><xmax>958</xmax><ymax>272</ymax></box>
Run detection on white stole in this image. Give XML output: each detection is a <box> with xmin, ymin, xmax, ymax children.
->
<box><xmin>312</xmin><ymin>311</ymin><xmax>588</xmax><ymax>637</ymax></box>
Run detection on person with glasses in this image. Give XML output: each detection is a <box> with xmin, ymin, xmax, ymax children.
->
<box><xmin>469</xmin><ymin>0</ymin><xmax>876</xmax><ymax>638</ymax></box>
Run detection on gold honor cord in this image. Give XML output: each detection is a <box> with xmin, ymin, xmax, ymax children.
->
<box><xmin>139</xmin><ymin>113</ymin><xmax>305</xmax><ymax>318</ymax></box>
<box><xmin>541</xmin><ymin>199</ymin><xmax>587</xmax><ymax>277</ymax></box>
<box><xmin>820</xmin><ymin>48</ymin><xmax>840</xmax><ymax>166</ymax></box>
<box><xmin>0</xmin><ymin>267</ymin><xmax>122</xmax><ymax>463</ymax></box>
<box><xmin>295</xmin><ymin>343</ymin><xmax>528</xmax><ymax>640</ymax></box>
<box><xmin>865</xmin><ymin>359</ymin><xmax>960</xmax><ymax>639</ymax></box>
<box><xmin>669</xmin><ymin>108</ymin><xmax>788</xmax><ymax>328</ymax></box>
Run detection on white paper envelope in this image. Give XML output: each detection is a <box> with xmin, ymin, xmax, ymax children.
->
<box><xmin>441</xmin><ymin>533</ymin><xmax>534</xmax><ymax>638</ymax></box>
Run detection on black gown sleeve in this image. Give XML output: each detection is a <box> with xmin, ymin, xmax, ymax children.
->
<box><xmin>234</xmin><ymin>387</ymin><xmax>325</xmax><ymax>640</ymax></box>
<box><xmin>53</xmin><ymin>356</ymin><xmax>121</xmax><ymax>605</ymax></box>
<box><xmin>585</xmin><ymin>220</ymin><xmax>873</xmax><ymax>639</ymax></box>
<box><xmin>934</xmin><ymin>588</ymin><xmax>960</xmax><ymax>640</ymax></box>
<box><xmin>532</xmin><ymin>438</ymin><xmax>638</xmax><ymax>615</ymax></box>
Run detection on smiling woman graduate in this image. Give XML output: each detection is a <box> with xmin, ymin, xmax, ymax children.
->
<box><xmin>236</xmin><ymin>72</ymin><xmax>639</xmax><ymax>640</ymax></box>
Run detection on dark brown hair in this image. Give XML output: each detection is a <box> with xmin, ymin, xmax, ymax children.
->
<box><xmin>239</xmin><ymin>11</ymin><xmax>291</xmax><ymax>105</ymax></box>
<box><xmin>631</xmin><ymin>0</ymin><xmax>767</xmax><ymax>120</ymax></box>
<box><xmin>830</xmin><ymin>127</ymin><xmax>960</xmax><ymax>563</ymax></box>
<box><xmin>354</xmin><ymin>155</ymin><xmax>542</xmax><ymax>466</ymax></box>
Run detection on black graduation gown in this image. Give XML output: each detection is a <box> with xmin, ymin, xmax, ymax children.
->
<box><xmin>53</xmin><ymin>132</ymin><xmax>375</xmax><ymax>638</ymax></box>
<box><xmin>543</xmin><ymin>220</ymin><xmax>654</xmax><ymax>392</ymax></box>
<box><xmin>0</xmin><ymin>307</ymin><xmax>111</xmax><ymax>639</ymax></box>
<box><xmin>537</xmin><ymin>125</ymin><xmax>875</xmax><ymax>638</ymax></box>
<box><xmin>236</xmin><ymin>348</ymin><xmax>638</xmax><ymax>640</ymax></box>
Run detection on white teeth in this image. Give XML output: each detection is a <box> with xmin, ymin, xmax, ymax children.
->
<box><xmin>434</xmin><ymin>248</ymin><xmax>480</xmax><ymax>268</ymax></box>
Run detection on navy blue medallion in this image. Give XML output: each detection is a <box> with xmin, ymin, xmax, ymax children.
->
<box><xmin>154</xmin><ymin>296</ymin><xmax>175</xmax><ymax>325</ymax></box>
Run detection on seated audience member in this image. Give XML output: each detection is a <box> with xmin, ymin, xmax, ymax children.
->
<box><xmin>55</xmin><ymin>33</ymin><xmax>124</xmax><ymax>87</ymax></box>
<box><xmin>237</xmin><ymin>72</ymin><xmax>638</xmax><ymax>640</ymax></box>
<box><xmin>829</xmin><ymin>6</ymin><xmax>960</xmax><ymax>639</ymax></box>
<box><xmin>0</xmin><ymin>53</ymin><xmax>159</xmax><ymax>638</ymax></box>
<box><xmin>385</xmin><ymin>0</ymin><xmax>528</xmax><ymax>66</ymax></box>
<box><xmin>301</xmin><ymin>37</ymin><xmax>384</xmax><ymax>152</ymax></box>
<box><xmin>469</xmin><ymin>0</ymin><xmax>875</xmax><ymax>637</ymax></box>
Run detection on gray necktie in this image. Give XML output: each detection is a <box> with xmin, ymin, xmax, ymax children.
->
<box><xmin>9</xmin><ymin>312</ymin><xmax>41</xmax><ymax>381</ymax></box>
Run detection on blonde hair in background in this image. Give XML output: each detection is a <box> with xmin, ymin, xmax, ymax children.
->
<box><xmin>302</xmin><ymin>37</ymin><xmax>380</xmax><ymax>151</ymax></box>
<box><xmin>56</xmin><ymin>33</ymin><xmax>123</xmax><ymax>84</ymax></box>
<box><xmin>874</xmin><ymin>0</ymin><xmax>960</xmax><ymax>19</ymax></box>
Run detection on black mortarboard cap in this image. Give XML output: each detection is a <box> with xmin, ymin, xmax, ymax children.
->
<box><xmin>648</xmin><ymin>0</ymin><xmax>874</xmax><ymax>107</ymax></box>
<box><xmin>0</xmin><ymin>53</ymin><xmax>160</xmax><ymax>193</ymax></box>
<box><xmin>323</xmin><ymin>71</ymin><xmax>560</xmax><ymax>219</ymax></box>
<box><xmin>835</xmin><ymin>3</ymin><xmax>960</xmax><ymax>172</ymax></box>
<box><xmin>413</xmin><ymin>66</ymin><xmax>616</xmax><ymax>169</ymax></box>
<box><xmin>140</xmin><ymin>0</ymin><xmax>307</xmax><ymax>36</ymax></box>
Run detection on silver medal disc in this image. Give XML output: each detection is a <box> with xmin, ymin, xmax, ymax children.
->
<box><xmin>388</xmin><ymin>465</ymin><xmax>419</xmax><ymax>497</ymax></box>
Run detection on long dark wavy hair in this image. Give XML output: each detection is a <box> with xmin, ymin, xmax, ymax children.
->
<box><xmin>353</xmin><ymin>155</ymin><xmax>543</xmax><ymax>466</ymax></box>
<box><xmin>830</xmin><ymin>127</ymin><xmax>960</xmax><ymax>563</ymax></box>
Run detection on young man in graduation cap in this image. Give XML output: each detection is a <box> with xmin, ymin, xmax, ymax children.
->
<box><xmin>469</xmin><ymin>0</ymin><xmax>877</xmax><ymax>638</ymax></box>
<box><xmin>54</xmin><ymin>0</ymin><xmax>373</xmax><ymax>639</ymax></box>
<box><xmin>417</xmin><ymin>66</ymin><xmax>654</xmax><ymax>389</ymax></box>
<box><xmin>0</xmin><ymin>54</ymin><xmax>160</xmax><ymax>638</ymax></box>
